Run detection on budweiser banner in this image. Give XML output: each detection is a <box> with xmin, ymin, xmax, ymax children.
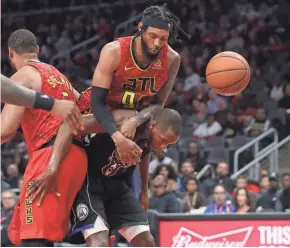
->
<box><xmin>159</xmin><ymin>219</ymin><xmax>290</xmax><ymax>247</ymax></box>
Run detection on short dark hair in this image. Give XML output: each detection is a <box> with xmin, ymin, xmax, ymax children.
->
<box><xmin>152</xmin><ymin>108</ymin><xmax>182</xmax><ymax>136</ymax></box>
<box><xmin>213</xmin><ymin>184</ymin><xmax>226</xmax><ymax>193</ymax></box>
<box><xmin>237</xmin><ymin>175</ymin><xmax>248</xmax><ymax>183</ymax></box>
<box><xmin>186</xmin><ymin>176</ymin><xmax>198</xmax><ymax>185</ymax></box>
<box><xmin>282</xmin><ymin>173</ymin><xmax>290</xmax><ymax>178</ymax></box>
<box><xmin>8</xmin><ymin>29</ymin><xmax>38</xmax><ymax>54</ymax></box>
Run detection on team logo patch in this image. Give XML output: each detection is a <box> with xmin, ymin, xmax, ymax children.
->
<box><xmin>101</xmin><ymin>150</ymin><xmax>132</xmax><ymax>177</ymax></box>
<box><xmin>154</xmin><ymin>59</ymin><xmax>162</xmax><ymax>68</ymax></box>
<box><xmin>76</xmin><ymin>203</ymin><xmax>89</xmax><ymax>221</ymax></box>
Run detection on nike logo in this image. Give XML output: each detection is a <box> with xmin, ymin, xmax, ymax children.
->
<box><xmin>125</xmin><ymin>66</ymin><xmax>134</xmax><ymax>71</ymax></box>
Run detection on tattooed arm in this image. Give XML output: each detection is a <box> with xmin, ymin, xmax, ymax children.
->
<box><xmin>1</xmin><ymin>74</ymin><xmax>83</xmax><ymax>135</ymax></box>
<box><xmin>1</xmin><ymin>74</ymin><xmax>37</xmax><ymax>107</ymax></box>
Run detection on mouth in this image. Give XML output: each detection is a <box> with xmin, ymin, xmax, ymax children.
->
<box><xmin>150</xmin><ymin>49</ymin><xmax>159</xmax><ymax>54</ymax></box>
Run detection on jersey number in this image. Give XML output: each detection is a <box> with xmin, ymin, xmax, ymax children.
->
<box><xmin>122</xmin><ymin>91</ymin><xmax>135</xmax><ymax>108</ymax></box>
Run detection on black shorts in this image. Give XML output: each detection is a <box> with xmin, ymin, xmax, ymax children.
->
<box><xmin>67</xmin><ymin>174</ymin><xmax>148</xmax><ymax>243</ymax></box>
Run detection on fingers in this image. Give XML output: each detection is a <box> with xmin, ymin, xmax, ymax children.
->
<box><xmin>65</xmin><ymin>108</ymin><xmax>82</xmax><ymax>136</ymax></box>
<box><xmin>38</xmin><ymin>189</ymin><xmax>47</xmax><ymax>206</ymax></box>
<box><xmin>133</xmin><ymin>143</ymin><xmax>143</xmax><ymax>154</ymax></box>
<box><xmin>31</xmin><ymin>185</ymin><xmax>44</xmax><ymax>203</ymax></box>
<box><xmin>27</xmin><ymin>180</ymin><xmax>41</xmax><ymax>197</ymax></box>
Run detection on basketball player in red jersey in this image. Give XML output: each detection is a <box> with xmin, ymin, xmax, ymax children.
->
<box><xmin>0</xmin><ymin>29</ymin><xmax>88</xmax><ymax>247</ymax></box>
<box><xmin>1</xmin><ymin>74</ymin><xmax>83</xmax><ymax>134</ymax></box>
<box><xmin>90</xmin><ymin>4</ymin><xmax>190</xmax><ymax>165</ymax></box>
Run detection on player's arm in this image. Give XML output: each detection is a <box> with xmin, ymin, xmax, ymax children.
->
<box><xmin>1</xmin><ymin>67</ymin><xmax>39</xmax><ymax>144</ymax></box>
<box><xmin>129</xmin><ymin>51</ymin><xmax>181</xmax><ymax>127</ymax></box>
<box><xmin>1</xmin><ymin>74</ymin><xmax>83</xmax><ymax>135</ymax></box>
<box><xmin>46</xmin><ymin>109</ymin><xmax>137</xmax><ymax>174</ymax></box>
<box><xmin>90</xmin><ymin>41</ymin><xmax>122</xmax><ymax>138</ymax></box>
<box><xmin>138</xmin><ymin>152</ymin><xmax>151</xmax><ymax>212</ymax></box>
<box><xmin>1</xmin><ymin>74</ymin><xmax>37</xmax><ymax>107</ymax></box>
<box><xmin>90</xmin><ymin>41</ymin><xmax>142</xmax><ymax>164</ymax></box>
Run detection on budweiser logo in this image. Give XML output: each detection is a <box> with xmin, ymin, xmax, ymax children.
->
<box><xmin>172</xmin><ymin>226</ymin><xmax>253</xmax><ymax>247</ymax></box>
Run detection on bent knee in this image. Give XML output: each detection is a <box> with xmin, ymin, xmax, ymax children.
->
<box><xmin>131</xmin><ymin>231</ymin><xmax>155</xmax><ymax>247</ymax></box>
<box><xmin>86</xmin><ymin>231</ymin><xmax>109</xmax><ymax>247</ymax></box>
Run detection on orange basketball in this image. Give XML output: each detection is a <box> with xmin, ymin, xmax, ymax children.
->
<box><xmin>205</xmin><ymin>51</ymin><xmax>251</xmax><ymax>96</ymax></box>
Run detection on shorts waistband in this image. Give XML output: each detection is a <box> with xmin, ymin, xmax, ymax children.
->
<box><xmin>37</xmin><ymin>136</ymin><xmax>84</xmax><ymax>151</ymax></box>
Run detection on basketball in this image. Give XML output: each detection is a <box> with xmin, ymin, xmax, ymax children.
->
<box><xmin>205</xmin><ymin>51</ymin><xmax>251</xmax><ymax>96</ymax></box>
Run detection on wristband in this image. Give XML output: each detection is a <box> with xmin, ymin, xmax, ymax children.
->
<box><xmin>34</xmin><ymin>92</ymin><xmax>55</xmax><ymax>111</ymax></box>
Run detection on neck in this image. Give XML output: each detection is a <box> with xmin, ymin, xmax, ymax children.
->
<box><xmin>134</xmin><ymin>36</ymin><xmax>152</xmax><ymax>67</ymax></box>
<box><xmin>16</xmin><ymin>54</ymin><xmax>39</xmax><ymax>70</ymax></box>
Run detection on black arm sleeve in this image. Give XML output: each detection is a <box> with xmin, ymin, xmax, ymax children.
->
<box><xmin>90</xmin><ymin>86</ymin><xmax>119</xmax><ymax>136</ymax></box>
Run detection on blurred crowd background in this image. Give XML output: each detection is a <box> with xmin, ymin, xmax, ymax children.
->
<box><xmin>1</xmin><ymin>0</ymin><xmax>290</xmax><ymax>246</ymax></box>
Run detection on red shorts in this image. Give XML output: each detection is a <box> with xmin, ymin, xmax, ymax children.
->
<box><xmin>9</xmin><ymin>144</ymin><xmax>87</xmax><ymax>243</ymax></box>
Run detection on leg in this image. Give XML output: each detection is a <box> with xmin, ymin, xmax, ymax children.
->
<box><xmin>19</xmin><ymin>146</ymin><xmax>87</xmax><ymax>242</ymax></box>
<box><xmin>85</xmin><ymin>231</ymin><xmax>109</xmax><ymax>247</ymax></box>
<box><xmin>119</xmin><ymin>226</ymin><xmax>155</xmax><ymax>247</ymax></box>
<box><xmin>69</xmin><ymin>175</ymin><xmax>109</xmax><ymax>246</ymax></box>
<box><xmin>107</xmin><ymin>180</ymin><xmax>154</xmax><ymax>246</ymax></box>
<box><xmin>82</xmin><ymin>216</ymin><xmax>110</xmax><ymax>247</ymax></box>
<box><xmin>21</xmin><ymin>238</ymin><xmax>53</xmax><ymax>247</ymax></box>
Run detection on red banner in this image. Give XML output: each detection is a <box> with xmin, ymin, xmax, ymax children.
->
<box><xmin>159</xmin><ymin>219</ymin><xmax>290</xmax><ymax>247</ymax></box>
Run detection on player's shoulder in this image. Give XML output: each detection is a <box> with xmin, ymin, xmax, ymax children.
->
<box><xmin>99</xmin><ymin>41</ymin><xmax>121</xmax><ymax>70</ymax></box>
<box><xmin>12</xmin><ymin>65</ymin><xmax>41</xmax><ymax>89</ymax></box>
<box><xmin>101</xmin><ymin>40</ymin><xmax>121</xmax><ymax>56</ymax></box>
<box><xmin>167</xmin><ymin>45</ymin><xmax>181</xmax><ymax>62</ymax></box>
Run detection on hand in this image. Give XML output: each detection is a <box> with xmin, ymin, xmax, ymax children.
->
<box><xmin>113</xmin><ymin>132</ymin><xmax>142</xmax><ymax>165</ymax></box>
<box><xmin>139</xmin><ymin>191</ymin><xmax>149</xmax><ymax>212</ymax></box>
<box><xmin>51</xmin><ymin>100</ymin><xmax>84</xmax><ymax>136</ymax></box>
<box><xmin>27</xmin><ymin>168</ymin><xmax>60</xmax><ymax>206</ymax></box>
<box><xmin>120</xmin><ymin>117</ymin><xmax>139</xmax><ymax>140</ymax></box>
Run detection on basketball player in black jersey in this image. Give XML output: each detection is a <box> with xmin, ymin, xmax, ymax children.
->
<box><xmin>67</xmin><ymin>108</ymin><xmax>181</xmax><ymax>247</ymax></box>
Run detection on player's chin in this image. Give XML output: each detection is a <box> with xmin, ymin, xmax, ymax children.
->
<box><xmin>150</xmin><ymin>50</ymin><xmax>159</xmax><ymax>55</ymax></box>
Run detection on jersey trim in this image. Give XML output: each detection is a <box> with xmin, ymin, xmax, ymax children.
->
<box><xmin>129</xmin><ymin>37</ymin><xmax>152</xmax><ymax>72</ymax></box>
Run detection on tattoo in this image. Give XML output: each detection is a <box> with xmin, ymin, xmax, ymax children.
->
<box><xmin>135</xmin><ymin>104</ymin><xmax>162</xmax><ymax>125</ymax></box>
<box><xmin>1</xmin><ymin>74</ymin><xmax>36</xmax><ymax>107</ymax></box>
<box><xmin>134</xmin><ymin>54</ymin><xmax>181</xmax><ymax>126</ymax></box>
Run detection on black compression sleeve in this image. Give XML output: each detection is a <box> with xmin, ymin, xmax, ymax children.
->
<box><xmin>90</xmin><ymin>86</ymin><xmax>119</xmax><ymax>136</ymax></box>
<box><xmin>33</xmin><ymin>92</ymin><xmax>55</xmax><ymax>111</ymax></box>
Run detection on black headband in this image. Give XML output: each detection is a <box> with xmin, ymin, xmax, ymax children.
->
<box><xmin>141</xmin><ymin>16</ymin><xmax>171</xmax><ymax>31</ymax></box>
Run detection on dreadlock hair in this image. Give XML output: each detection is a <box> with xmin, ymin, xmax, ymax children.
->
<box><xmin>152</xmin><ymin>108</ymin><xmax>182</xmax><ymax>136</ymax></box>
<box><xmin>8</xmin><ymin>29</ymin><xmax>38</xmax><ymax>54</ymax></box>
<box><xmin>140</xmin><ymin>4</ymin><xmax>191</xmax><ymax>43</ymax></box>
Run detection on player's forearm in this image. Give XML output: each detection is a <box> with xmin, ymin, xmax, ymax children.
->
<box><xmin>1</xmin><ymin>74</ymin><xmax>55</xmax><ymax>111</ymax></box>
<box><xmin>139</xmin><ymin>154</ymin><xmax>150</xmax><ymax>193</ymax></box>
<box><xmin>133</xmin><ymin>104</ymin><xmax>163</xmax><ymax>126</ymax></box>
<box><xmin>81</xmin><ymin>110</ymin><xmax>136</xmax><ymax>135</ymax></box>
<box><xmin>90</xmin><ymin>86</ymin><xmax>120</xmax><ymax>137</ymax></box>
<box><xmin>80</xmin><ymin>114</ymin><xmax>105</xmax><ymax>135</ymax></box>
<box><xmin>47</xmin><ymin>123</ymin><xmax>73</xmax><ymax>172</ymax></box>
<box><xmin>1</xmin><ymin>75</ymin><xmax>36</xmax><ymax>107</ymax></box>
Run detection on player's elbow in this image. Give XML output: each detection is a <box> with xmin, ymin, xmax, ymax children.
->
<box><xmin>1</xmin><ymin>131</ymin><xmax>16</xmax><ymax>144</ymax></box>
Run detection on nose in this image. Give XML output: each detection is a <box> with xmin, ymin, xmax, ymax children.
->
<box><xmin>153</xmin><ymin>39</ymin><xmax>161</xmax><ymax>48</ymax></box>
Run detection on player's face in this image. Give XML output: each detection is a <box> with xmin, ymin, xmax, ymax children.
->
<box><xmin>148</xmin><ymin>122</ymin><xmax>179</xmax><ymax>151</ymax></box>
<box><xmin>140</xmin><ymin>26</ymin><xmax>169</xmax><ymax>60</ymax></box>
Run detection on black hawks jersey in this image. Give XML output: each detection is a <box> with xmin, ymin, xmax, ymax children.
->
<box><xmin>85</xmin><ymin>125</ymin><xmax>151</xmax><ymax>180</ymax></box>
